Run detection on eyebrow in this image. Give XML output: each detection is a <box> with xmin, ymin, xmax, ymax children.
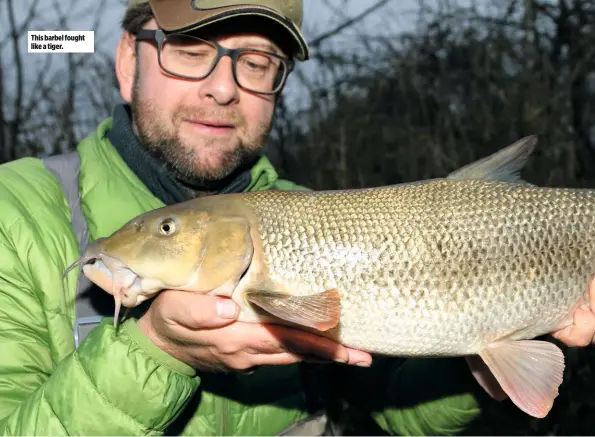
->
<box><xmin>240</xmin><ymin>41</ymin><xmax>283</xmax><ymax>55</ymax></box>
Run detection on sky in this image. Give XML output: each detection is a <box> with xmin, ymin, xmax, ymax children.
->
<box><xmin>0</xmin><ymin>0</ymin><xmax>426</xmax><ymax>120</ymax></box>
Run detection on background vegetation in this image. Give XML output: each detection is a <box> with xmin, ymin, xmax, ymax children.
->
<box><xmin>2</xmin><ymin>0</ymin><xmax>594</xmax><ymax>434</ymax></box>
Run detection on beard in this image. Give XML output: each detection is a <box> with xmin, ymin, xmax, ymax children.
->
<box><xmin>129</xmin><ymin>72</ymin><xmax>271</xmax><ymax>188</ymax></box>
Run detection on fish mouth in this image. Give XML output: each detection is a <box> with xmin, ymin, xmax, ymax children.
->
<box><xmin>63</xmin><ymin>239</ymin><xmax>163</xmax><ymax>327</ymax></box>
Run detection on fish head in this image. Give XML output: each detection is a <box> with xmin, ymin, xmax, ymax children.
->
<box><xmin>64</xmin><ymin>201</ymin><xmax>254</xmax><ymax>322</ymax></box>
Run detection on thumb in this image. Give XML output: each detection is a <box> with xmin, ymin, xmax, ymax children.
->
<box><xmin>170</xmin><ymin>291</ymin><xmax>240</xmax><ymax>329</ymax></box>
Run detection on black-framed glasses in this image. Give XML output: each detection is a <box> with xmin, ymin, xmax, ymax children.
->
<box><xmin>135</xmin><ymin>29</ymin><xmax>294</xmax><ymax>95</ymax></box>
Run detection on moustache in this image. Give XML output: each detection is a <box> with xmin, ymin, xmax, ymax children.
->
<box><xmin>173</xmin><ymin>106</ymin><xmax>246</xmax><ymax>127</ymax></box>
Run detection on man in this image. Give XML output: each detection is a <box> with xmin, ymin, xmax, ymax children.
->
<box><xmin>0</xmin><ymin>0</ymin><xmax>593</xmax><ymax>435</ymax></box>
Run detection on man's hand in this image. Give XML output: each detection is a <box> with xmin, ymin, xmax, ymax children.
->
<box><xmin>551</xmin><ymin>277</ymin><xmax>595</xmax><ymax>347</ymax></box>
<box><xmin>137</xmin><ymin>289</ymin><xmax>373</xmax><ymax>373</ymax></box>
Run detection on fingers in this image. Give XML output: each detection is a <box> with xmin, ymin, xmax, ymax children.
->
<box><xmin>219</xmin><ymin>330</ymin><xmax>372</xmax><ymax>373</ymax></box>
<box><xmin>251</xmin><ymin>351</ymin><xmax>304</xmax><ymax>367</ymax></box>
<box><xmin>159</xmin><ymin>290</ymin><xmax>240</xmax><ymax>330</ymax></box>
<box><xmin>551</xmin><ymin>278</ymin><xmax>595</xmax><ymax>347</ymax></box>
<box><xmin>225</xmin><ymin>351</ymin><xmax>310</xmax><ymax>374</ymax></box>
<box><xmin>589</xmin><ymin>275</ymin><xmax>595</xmax><ymax>313</ymax></box>
<box><xmin>344</xmin><ymin>347</ymin><xmax>373</xmax><ymax>366</ymax></box>
<box><xmin>552</xmin><ymin>306</ymin><xmax>595</xmax><ymax>347</ymax></box>
<box><xmin>244</xmin><ymin>324</ymin><xmax>373</xmax><ymax>366</ymax></box>
<box><xmin>151</xmin><ymin>292</ymin><xmax>374</xmax><ymax>371</ymax></box>
<box><xmin>574</xmin><ymin>306</ymin><xmax>595</xmax><ymax>346</ymax></box>
<box><xmin>201</xmin><ymin>321</ymin><xmax>373</xmax><ymax>366</ymax></box>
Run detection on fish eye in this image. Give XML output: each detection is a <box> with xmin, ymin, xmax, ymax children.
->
<box><xmin>158</xmin><ymin>218</ymin><xmax>177</xmax><ymax>236</ymax></box>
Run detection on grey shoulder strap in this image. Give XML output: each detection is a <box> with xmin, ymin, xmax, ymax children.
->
<box><xmin>41</xmin><ymin>152</ymin><xmax>103</xmax><ymax>348</ymax></box>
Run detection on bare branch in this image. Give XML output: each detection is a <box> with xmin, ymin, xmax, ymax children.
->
<box><xmin>0</xmin><ymin>0</ymin><xmax>41</xmax><ymax>50</ymax></box>
<box><xmin>308</xmin><ymin>0</ymin><xmax>394</xmax><ymax>49</ymax></box>
<box><xmin>6</xmin><ymin>0</ymin><xmax>24</xmax><ymax>162</ymax></box>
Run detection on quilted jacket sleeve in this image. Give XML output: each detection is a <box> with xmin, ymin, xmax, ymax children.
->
<box><xmin>0</xmin><ymin>159</ymin><xmax>200</xmax><ymax>435</ymax></box>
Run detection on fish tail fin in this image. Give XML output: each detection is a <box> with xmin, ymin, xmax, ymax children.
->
<box><xmin>477</xmin><ymin>340</ymin><xmax>565</xmax><ymax>418</ymax></box>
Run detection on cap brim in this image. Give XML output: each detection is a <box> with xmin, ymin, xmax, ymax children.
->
<box><xmin>150</xmin><ymin>3</ymin><xmax>309</xmax><ymax>61</ymax></box>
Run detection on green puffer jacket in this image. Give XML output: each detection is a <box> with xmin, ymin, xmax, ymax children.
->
<box><xmin>0</xmin><ymin>117</ymin><xmax>485</xmax><ymax>435</ymax></box>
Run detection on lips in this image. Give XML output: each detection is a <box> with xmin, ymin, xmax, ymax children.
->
<box><xmin>187</xmin><ymin>119</ymin><xmax>234</xmax><ymax>128</ymax></box>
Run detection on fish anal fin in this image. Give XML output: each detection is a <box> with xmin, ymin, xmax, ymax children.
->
<box><xmin>245</xmin><ymin>288</ymin><xmax>341</xmax><ymax>331</ymax></box>
<box><xmin>466</xmin><ymin>355</ymin><xmax>507</xmax><ymax>401</ymax></box>
<box><xmin>447</xmin><ymin>135</ymin><xmax>537</xmax><ymax>183</ymax></box>
<box><xmin>479</xmin><ymin>340</ymin><xmax>565</xmax><ymax>418</ymax></box>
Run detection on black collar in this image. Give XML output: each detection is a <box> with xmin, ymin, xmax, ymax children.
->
<box><xmin>106</xmin><ymin>104</ymin><xmax>252</xmax><ymax>205</ymax></box>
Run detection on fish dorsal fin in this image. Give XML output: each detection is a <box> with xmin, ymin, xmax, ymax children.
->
<box><xmin>447</xmin><ymin>135</ymin><xmax>537</xmax><ymax>183</ymax></box>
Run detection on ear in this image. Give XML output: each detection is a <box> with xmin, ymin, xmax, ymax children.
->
<box><xmin>115</xmin><ymin>32</ymin><xmax>137</xmax><ymax>103</ymax></box>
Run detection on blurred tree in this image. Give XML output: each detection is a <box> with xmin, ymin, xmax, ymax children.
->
<box><xmin>269</xmin><ymin>0</ymin><xmax>595</xmax><ymax>191</ymax></box>
<box><xmin>268</xmin><ymin>0</ymin><xmax>595</xmax><ymax>434</ymax></box>
<box><xmin>0</xmin><ymin>0</ymin><xmax>121</xmax><ymax>163</ymax></box>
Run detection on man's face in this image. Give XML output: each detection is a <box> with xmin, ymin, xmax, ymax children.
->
<box><xmin>126</xmin><ymin>20</ymin><xmax>280</xmax><ymax>186</ymax></box>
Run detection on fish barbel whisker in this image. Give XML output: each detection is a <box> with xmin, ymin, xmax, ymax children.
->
<box><xmin>63</xmin><ymin>241</ymin><xmax>141</xmax><ymax>329</ymax></box>
<box><xmin>100</xmin><ymin>257</ymin><xmax>140</xmax><ymax>328</ymax></box>
<box><xmin>62</xmin><ymin>237</ymin><xmax>107</xmax><ymax>281</ymax></box>
<box><xmin>112</xmin><ymin>278</ymin><xmax>123</xmax><ymax>329</ymax></box>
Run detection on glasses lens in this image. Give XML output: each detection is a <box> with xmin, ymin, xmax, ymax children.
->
<box><xmin>160</xmin><ymin>34</ymin><xmax>218</xmax><ymax>78</ymax></box>
<box><xmin>235</xmin><ymin>51</ymin><xmax>287</xmax><ymax>93</ymax></box>
<box><xmin>158</xmin><ymin>34</ymin><xmax>288</xmax><ymax>94</ymax></box>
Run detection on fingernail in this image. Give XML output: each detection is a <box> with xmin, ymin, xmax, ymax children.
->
<box><xmin>334</xmin><ymin>357</ymin><xmax>347</xmax><ymax>364</ymax></box>
<box><xmin>216</xmin><ymin>299</ymin><xmax>238</xmax><ymax>319</ymax></box>
<box><xmin>355</xmin><ymin>361</ymin><xmax>371</xmax><ymax>367</ymax></box>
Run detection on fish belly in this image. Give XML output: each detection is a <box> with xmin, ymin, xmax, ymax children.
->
<box><xmin>242</xmin><ymin>179</ymin><xmax>595</xmax><ymax>356</ymax></box>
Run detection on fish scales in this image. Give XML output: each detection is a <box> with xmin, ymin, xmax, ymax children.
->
<box><xmin>241</xmin><ymin>179</ymin><xmax>595</xmax><ymax>356</ymax></box>
<box><xmin>71</xmin><ymin>136</ymin><xmax>595</xmax><ymax>418</ymax></box>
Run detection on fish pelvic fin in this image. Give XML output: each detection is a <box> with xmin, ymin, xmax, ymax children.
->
<box><xmin>447</xmin><ymin>135</ymin><xmax>537</xmax><ymax>183</ymax></box>
<box><xmin>245</xmin><ymin>288</ymin><xmax>341</xmax><ymax>331</ymax></box>
<box><xmin>479</xmin><ymin>339</ymin><xmax>565</xmax><ymax>418</ymax></box>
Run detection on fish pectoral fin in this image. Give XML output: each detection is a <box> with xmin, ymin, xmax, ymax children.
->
<box><xmin>245</xmin><ymin>288</ymin><xmax>341</xmax><ymax>331</ymax></box>
<box><xmin>479</xmin><ymin>340</ymin><xmax>565</xmax><ymax>418</ymax></box>
<box><xmin>446</xmin><ymin>135</ymin><xmax>537</xmax><ymax>183</ymax></box>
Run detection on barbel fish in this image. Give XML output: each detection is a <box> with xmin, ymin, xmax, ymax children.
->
<box><xmin>65</xmin><ymin>136</ymin><xmax>594</xmax><ymax>419</ymax></box>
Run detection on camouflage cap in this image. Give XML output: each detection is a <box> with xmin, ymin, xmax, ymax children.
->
<box><xmin>128</xmin><ymin>0</ymin><xmax>309</xmax><ymax>61</ymax></box>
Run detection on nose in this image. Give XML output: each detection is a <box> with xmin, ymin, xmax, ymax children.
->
<box><xmin>198</xmin><ymin>56</ymin><xmax>240</xmax><ymax>105</ymax></box>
